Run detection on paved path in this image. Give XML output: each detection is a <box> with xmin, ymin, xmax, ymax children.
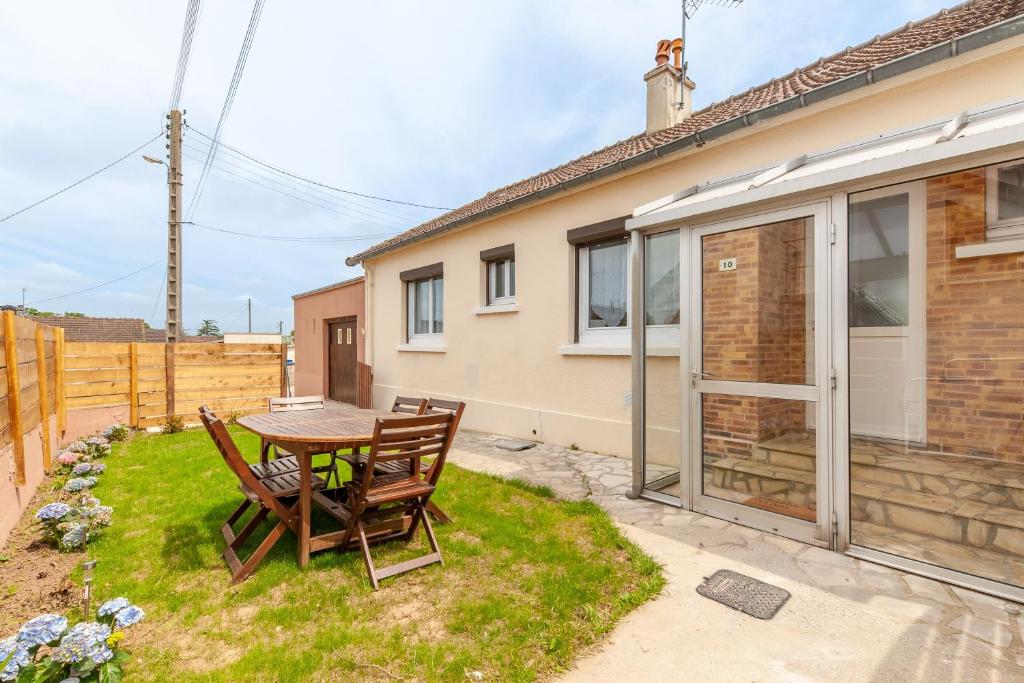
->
<box><xmin>450</xmin><ymin>431</ymin><xmax>1024</xmax><ymax>682</ymax></box>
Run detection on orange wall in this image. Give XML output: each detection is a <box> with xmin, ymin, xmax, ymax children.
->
<box><xmin>292</xmin><ymin>279</ymin><xmax>366</xmax><ymax>397</ymax></box>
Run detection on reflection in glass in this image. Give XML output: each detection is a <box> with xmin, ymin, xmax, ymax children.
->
<box><xmin>645</xmin><ymin>231</ymin><xmax>680</xmax><ymax>325</ymax></box>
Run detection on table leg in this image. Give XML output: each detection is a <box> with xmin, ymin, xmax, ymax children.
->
<box><xmin>298</xmin><ymin>446</ymin><xmax>312</xmax><ymax>567</ymax></box>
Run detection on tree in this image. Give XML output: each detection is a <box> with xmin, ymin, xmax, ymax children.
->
<box><xmin>196</xmin><ymin>319</ymin><xmax>222</xmax><ymax>337</ymax></box>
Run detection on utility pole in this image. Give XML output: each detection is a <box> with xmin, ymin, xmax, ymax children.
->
<box><xmin>247</xmin><ymin>298</ymin><xmax>252</xmax><ymax>333</ymax></box>
<box><xmin>166</xmin><ymin>109</ymin><xmax>184</xmax><ymax>343</ymax></box>
<box><xmin>278</xmin><ymin>321</ymin><xmax>283</xmax><ymax>335</ymax></box>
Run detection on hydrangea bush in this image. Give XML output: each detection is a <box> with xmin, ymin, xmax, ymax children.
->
<box><xmin>34</xmin><ymin>500</ymin><xmax>113</xmax><ymax>552</ymax></box>
<box><xmin>101</xmin><ymin>424</ymin><xmax>129</xmax><ymax>442</ymax></box>
<box><xmin>0</xmin><ymin>599</ymin><xmax>144</xmax><ymax>682</ymax></box>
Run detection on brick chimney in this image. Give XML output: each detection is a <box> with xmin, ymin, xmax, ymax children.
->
<box><xmin>644</xmin><ymin>38</ymin><xmax>695</xmax><ymax>134</ymax></box>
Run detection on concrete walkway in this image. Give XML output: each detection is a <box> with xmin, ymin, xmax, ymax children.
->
<box><xmin>450</xmin><ymin>431</ymin><xmax>1024</xmax><ymax>682</ymax></box>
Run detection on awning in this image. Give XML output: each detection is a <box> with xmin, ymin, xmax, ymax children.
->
<box><xmin>627</xmin><ymin>98</ymin><xmax>1024</xmax><ymax>231</ymax></box>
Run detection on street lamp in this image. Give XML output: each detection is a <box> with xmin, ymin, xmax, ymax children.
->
<box><xmin>142</xmin><ymin>155</ymin><xmax>166</xmax><ymax>166</ymax></box>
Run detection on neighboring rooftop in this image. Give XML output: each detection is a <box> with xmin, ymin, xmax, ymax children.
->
<box><xmin>346</xmin><ymin>0</ymin><xmax>1024</xmax><ymax>266</ymax></box>
<box><xmin>32</xmin><ymin>316</ymin><xmax>146</xmax><ymax>343</ymax></box>
<box><xmin>292</xmin><ymin>275</ymin><xmax>365</xmax><ymax>300</ymax></box>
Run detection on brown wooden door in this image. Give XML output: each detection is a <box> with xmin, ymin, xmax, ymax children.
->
<box><xmin>328</xmin><ymin>319</ymin><xmax>357</xmax><ymax>404</ymax></box>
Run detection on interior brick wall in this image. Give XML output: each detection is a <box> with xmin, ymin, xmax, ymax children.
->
<box><xmin>925</xmin><ymin>168</ymin><xmax>1024</xmax><ymax>461</ymax></box>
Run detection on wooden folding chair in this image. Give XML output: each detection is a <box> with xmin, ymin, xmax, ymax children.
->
<box><xmin>254</xmin><ymin>395</ymin><xmax>341</xmax><ymax>487</ymax></box>
<box><xmin>199</xmin><ymin>406</ymin><xmax>326</xmax><ymax>583</ymax></box>
<box><xmin>391</xmin><ymin>396</ymin><xmax>428</xmax><ymax>415</ymax></box>
<box><xmin>339</xmin><ymin>412</ymin><xmax>456</xmax><ymax>589</ymax></box>
<box><xmin>342</xmin><ymin>400</ymin><xmax>464</xmax><ymax>524</ymax></box>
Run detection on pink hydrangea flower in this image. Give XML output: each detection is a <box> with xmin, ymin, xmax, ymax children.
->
<box><xmin>56</xmin><ymin>451</ymin><xmax>80</xmax><ymax>466</ymax></box>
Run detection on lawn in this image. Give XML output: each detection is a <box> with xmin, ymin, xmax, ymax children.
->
<box><xmin>75</xmin><ymin>427</ymin><xmax>663</xmax><ymax>681</ymax></box>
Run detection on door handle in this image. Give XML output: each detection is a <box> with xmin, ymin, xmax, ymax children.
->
<box><xmin>690</xmin><ymin>370</ymin><xmax>717</xmax><ymax>387</ymax></box>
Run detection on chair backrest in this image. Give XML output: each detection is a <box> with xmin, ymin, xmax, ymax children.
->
<box><xmin>391</xmin><ymin>396</ymin><xmax>427</xmax><ymax>415</ymax></box>
<box><xmin>269</xmin><ymin>395</ymin><xmax>325</xmax><ymax>412</ymax></box>
<box><xmin>198</xmin><ymin>407</ymin><xmax>293</xmax><ymax>520</ymax></box>
<box><xmin>353</xmin><ymin>413</ymin><xmax>454</xmax><ymax>500</ymax></box>
<box><xmin>423</xmin><ymin>400</ymin><xmax>465</xmax><ymax>485</ymax></box>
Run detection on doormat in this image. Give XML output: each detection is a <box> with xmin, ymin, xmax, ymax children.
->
<box><xmin>495</xmin><ymin>440</ymin><xmax>536</xmax><ymax>452</ymax></box>
<box><xmin>744</xmin><ymin>496</ymin><xmax>816</xmax><ymax>522</ymax></box>
<box><xmin>696</xmin><ymin>569</ymin><xmax>791</xmax><ymax>620</ymax></box>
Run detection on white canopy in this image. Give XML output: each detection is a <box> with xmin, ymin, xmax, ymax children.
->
<box><xmin>627</xmin><ymin>98</ymin><xmax>1024</xmax><ymax>231</ymax></box>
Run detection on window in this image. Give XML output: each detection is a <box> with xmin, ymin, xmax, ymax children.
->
<box><xmin>401</xmin><ymin>262</ymin><xmax>443</xmax><ymax>344</ymax></box>
<box><xmin>848</xmin><ymin>191</ymin><xmax>911</xmax><ymax>327</ymax></box>
<box><xmin>582</xmin><ymin>237</ymin><xmax>628</xmax><ymax>332</ymax></box>
<box><xmin>987</xmin><ymin>160</ymin><xmax>1024</xmax><ymax>240</ymax></box>
<box><xmin>488</xmin><ymin>258</ymin><xmax>515</xmax><ymax>304</ymax></box>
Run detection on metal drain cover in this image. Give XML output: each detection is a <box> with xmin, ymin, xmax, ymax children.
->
<box><xmin>696</xmin><ymin>569</ymin><xmax>790</xmax><ymax>620</ymax></box>
<box><xmin>495</xmin><ymin>439</ymin><xmax>536</xmax><ymax>451</ymax></box>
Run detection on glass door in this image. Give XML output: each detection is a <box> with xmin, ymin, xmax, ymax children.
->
<box><xmin>689</xmin><ymin>203</ymin><xmax>831</xmax><ymax>545</ymax></box>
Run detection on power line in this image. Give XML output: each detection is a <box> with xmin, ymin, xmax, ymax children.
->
<box><xmin>186</xmin><ymin>221</ymin><xmax>397</xmax><ymax>243</ymax></box>
<box><xmin>147</xmin><ymin>266</ymin><xmax>167</xmax><ymax>326</ymax></box>
<box><xmin>185</xmin><ymin>125</ymin><xmax>452</xmax><ymax>211</ymax></box>
<box><xmin>29</xmin><ymin>259</ymin><xmax>163</xmax><ymax>305</ymax></box>
<box><xmin>0</xmin><ymin>133</ymin><xmax>163</xmax><ymax>225</ymax></box>
<box><xmin>180</xmin><ymin>147</ymin><xmax>407</xmax><ymax>229</ymax></box>
<box><xmin>168</xmin><ymin>0</ymin><xmax>203</xmax><ymax>110</ymax></box>
<box><xmin>182</xmin><ymin>137</ymin><xmax>429</xmax><ymax>225</ymax></box>
<box><xmin>186</xmin><ymin>0</ymin><xmax>267</xmax><ymax>220</ymax></box>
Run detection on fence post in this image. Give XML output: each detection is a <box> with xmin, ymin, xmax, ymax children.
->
<box><xmin>54</xmin><ymin>327</ymin><xmax>66</xmax><ymax>438</ymax></box>
<box><xmin>129</xmin><ymin>342</ymin><xmax>139</xmax><ymax>428</ymax></box>
<box><xmin>35</xmin><ymin>327</ymin><xmax>52</xmax><ymax>472</ymax></box>
<box><xmin>164</xmin><ymin>343</ymin><xmax>175</xmax><ymax>422</ymax></box>
<box><xmin>3</xmin><ymin>311</ymin><xmax>25</xmax><ymax>485</ymax></box>
<box><xmin>280</xmin><ymin>343</ymin><xmax>288</xmax><ymax>398</ymax></box>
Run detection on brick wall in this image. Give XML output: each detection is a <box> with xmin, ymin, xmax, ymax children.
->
<box><xmin>925</xmin><ymin>169</ymin><xmax>1024</xmax><ymax>460</ymax></box>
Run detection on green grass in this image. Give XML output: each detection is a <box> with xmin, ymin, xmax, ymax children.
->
<box><xmin>85</xmin><ymin>428</ymin><xmax>664</xmax><ymax>682</ymax></box>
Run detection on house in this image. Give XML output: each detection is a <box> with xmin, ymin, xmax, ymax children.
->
<box><xmin>345</xmin><ymin>0</ymin><xmax>1024</xmax><ymax>601</ymax></box>
<box><xmin>291</xmin><ymin>276</ymin><xmax>366</xmax><ymax>404</ymax></box>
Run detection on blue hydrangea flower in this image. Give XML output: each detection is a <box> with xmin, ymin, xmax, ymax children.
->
<box><xmin>0</xmin><ymin>635</ymin><xmax>30</xmax><ymax>682</ymax></box>
<box><xmin>35</xmin><ymin>502</ymin><xmax>71</xmax><ymax>522</ymax></box>
<box><xmin>66</xmin><ymin>441</ymin><xmax>88</xmax><ymax>453</ymax></box>
<box><xmin>91</xmin><ymin>463</ymin><xmax>107</xmax><ymax>474</ymax></box>
<box><xmin>17</xmin><ymin>613</ymin><xmax>68</xmax><ymax>647</ymax></box>
<box><xmin>71</xmin><ymin>462</ymin><xmax>92</xmax><ymax>476</ymax></box>
<box><xmin>82</xmin><ymin>505</ymin><xmax>113</xmax><ymax>527</ymax></box>
<box><xmin>113</xmin><ymin>605</ymin><xmax>145</xmax><ymax>628</ymax></box>
<box><xmin>97</xmin><ymin>598</ymin><xmax>130</xmax><ymax>617</ymax></box>
<box><xmin>64</xmin><ymin>478</ymin><xmax>89</xmax><ymax>493</ymax></box>
<box><xmin>59</xmin><ymin>523</ymin><xmax>88</xmax><ymax>550</ymax></box>
<box><xmin>51</xmin><ymin>622</ymin><xmax>112</xmax><ymax>666</ymax></box>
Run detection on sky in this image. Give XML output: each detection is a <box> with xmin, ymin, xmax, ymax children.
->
<box><xmin>0</xmin><ymin>0</ymin><xmax>953</xmax><ymax>334</ymax></box>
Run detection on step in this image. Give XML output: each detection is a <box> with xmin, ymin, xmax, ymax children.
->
<box><xmin>756</xmin><ymin>432</ymin><xmax>1024</xmax><ymax>507</ymax></box>
<box><xmin>851</xmin><ymin>480</ymin><xmax>1024</xmax><ymax>557</ymax></box>
<box><xmin>851</xmin><ymin>520</ymin><xmax>1024</xmax><ymax>588</ymax></box>
<box><xmin>708</xmin><ymin>457</ymin><xmax>816</xmax><ymax>509</ymax></box>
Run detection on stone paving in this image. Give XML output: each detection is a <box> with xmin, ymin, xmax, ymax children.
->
<box><xmin>450</xmin><ymin>430</ymin><xmax>1024</xmax><ymax>682</ymax></box>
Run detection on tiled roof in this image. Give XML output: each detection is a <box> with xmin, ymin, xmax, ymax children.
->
<box><xmin>347</xmin><ymin>0</ymin><xmax>1024</xmax><ymax>265</ymax></box>
<box><xmin>33</xmin><ymin>316</ymin><xmax>146</xmax><ymax>342</ymax></box>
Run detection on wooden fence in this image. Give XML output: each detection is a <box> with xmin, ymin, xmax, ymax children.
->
<box><xmin>64</xmin><ymin>341</ymin><xmax>287</xmax><ymax>429</ymax></box>
<box><xmin>1</xmin><ymin>311</ymin><xmax>59</xmax><ymax>486</ymax></box>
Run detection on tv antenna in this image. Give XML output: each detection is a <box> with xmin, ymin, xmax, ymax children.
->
<box><xmin>680</xmin><ymin>0</ymin><xmax>743</xmax><ymax>106</ymax></box>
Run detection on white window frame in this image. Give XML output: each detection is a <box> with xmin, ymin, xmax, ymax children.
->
<box><xmin>577</xmin><ymin>234</ymin><xmax>679</xmax><ymax>348</ymax></box>
<box><xmin>487</xmin><ymin>257</ymin><xmax>515</xmax><ymax>305</ymax></box>
<box><xmin>406</xmin><ymin>276</ymin><xmax>443</xmax><ymax>345</ymax></box>
<box><xmin>985</xmin><ymin>160</ymin><xmax>1024</xmax><ymax>241</ymax></box>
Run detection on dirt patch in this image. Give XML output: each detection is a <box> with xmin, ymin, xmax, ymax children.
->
<box><xmin>0</xmin><ymin>481</ymin><xmax>82</xmax><ymax>634</ymax></box>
